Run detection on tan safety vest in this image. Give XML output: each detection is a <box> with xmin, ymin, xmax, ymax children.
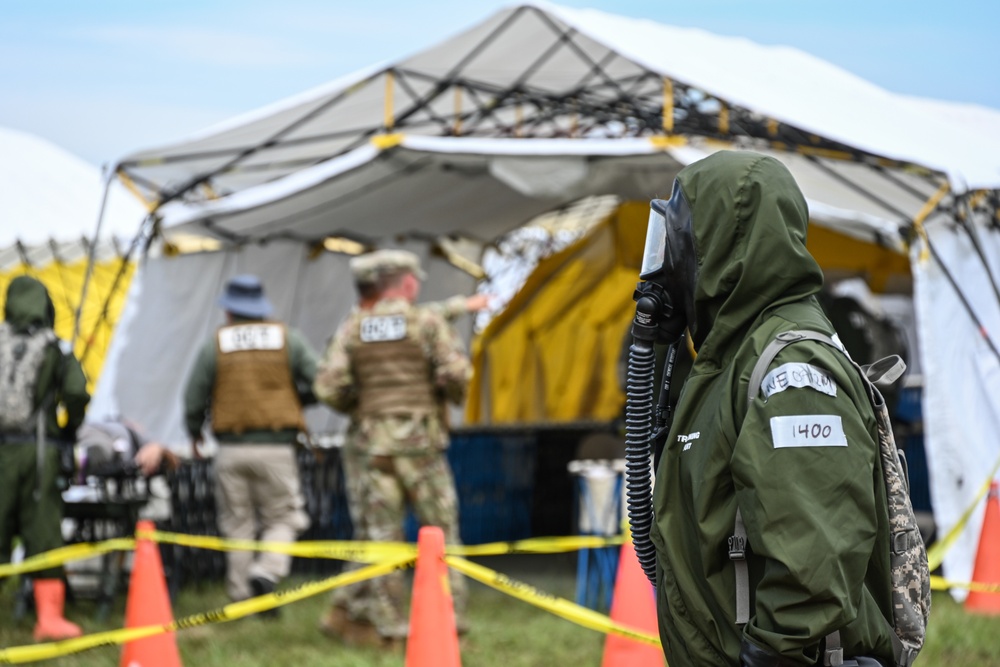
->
<box><xmin>350</xmin><ymin>308</ymin><xmax>437</xmax><ymax>417</ymax></box>
<box><xmin>211</xmin><ymin>322</ymin><xmax>306</xmax><ymax>435</ymax></box>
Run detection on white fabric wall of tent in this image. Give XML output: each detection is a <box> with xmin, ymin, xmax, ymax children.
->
<box><xmin>91</xmin><ymin>2</ymin><xmax>1000</xmax><ymax>594</ymax></box>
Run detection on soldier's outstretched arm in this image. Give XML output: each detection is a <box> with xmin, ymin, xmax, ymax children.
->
<box><xmin>424</xmin><ymin>310</ymin><xmax>472</xmax><ymax>405</ymax></box>
<box><xmin>423</xmin><ymin>294</ymin><xmax>491</xmax><ymax>322</ymax></box>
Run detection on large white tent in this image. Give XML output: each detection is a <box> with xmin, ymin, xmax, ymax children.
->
<box><xmin>0</xmin><ymin>126</ymin><xmax>145</xmax><ymax>247</ymax></box>
<box><xmin>0</xmin><ymin>126</ymin><xmax>148</xmax><ymax>387</ymax></box>
<box><xmin>94</xmin><ymin>2</ymin><xmax>1000</xmax><ymax>591</ymax></box>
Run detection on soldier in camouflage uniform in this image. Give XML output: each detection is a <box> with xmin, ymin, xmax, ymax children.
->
<box><xmin>329</xmin><ymin>292</ymin><xmax>488</xmax><ymax>636</ymax></box>
<box><xmin>315</xmin><ymin>250</ymin><xmax>474</xmax><ymax>646</ymax></box>
<box><xmin>0</xmin><ymin>276</ymin><xmax>89</xmax><ymax>641</ymax></box>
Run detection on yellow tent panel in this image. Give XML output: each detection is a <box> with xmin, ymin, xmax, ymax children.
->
<box><xmin>469</xmin><ymin>201</ymin><xmax>649</xmax><ymax>424</ymax></box>
<box><xmin>468</xmin><ymin>201</ymin><xmax>911</xmax><ymax>425</ymax></box>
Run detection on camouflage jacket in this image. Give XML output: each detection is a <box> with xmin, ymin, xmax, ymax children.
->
<box><xmin>315</xmin><ymin>298</ymin><xmax>472</xmax><ymax>455</ymax></box>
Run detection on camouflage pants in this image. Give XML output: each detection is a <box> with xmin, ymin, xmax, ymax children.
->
<box><xmin>332</xmin><ymin>449</ymin><xmax>466</xmax><ymax>638</ymax></box>
<box><xmin>330</xmin><ymin>444</ymin><xmax>370</xmax><ymax>611</ymax></box>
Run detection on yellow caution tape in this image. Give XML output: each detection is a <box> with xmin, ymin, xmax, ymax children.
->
<box><xmin>451</xmin><ymin>535</ymin><xmax>624</xmax><ymax>557</ymax></box>
<box><xmin>0</xmin><ymin>539</ymin><xmax>135</xmax><ymax>579</ymax></box>
<box><xmin>147</xmin><ymin>530</ymin><xmax>417</xmax><ymax>562</ymax></box>
<box><xmin>0</xmin><ymin>556</ymin><xmax>414</xmax><ymax>664</ymax></box>
<box><xmin>146</xmin><ymin>531</ymin><xmax>622</xmax><ymax>561</ymax></box>
<box><xmin>926</xmin><ymin>453</ymin><xmax>1000</xmax><ymax>572</ymax></box>
<box><xmin>1</xmin><ymin>532</ymin><xmax>625</xmax><ymax>580</ymax></box>
<box><xmin>444</xmin><ymin>555</ymin><xmax>661</xmax><ymax>648</ymax></box>
<box><xmin>930</xmin><ymin>574</ymin><xmax>1000</xmax><ymax>594</ymax></box>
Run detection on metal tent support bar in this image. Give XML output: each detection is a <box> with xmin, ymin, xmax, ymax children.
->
<box><xmin>925</xmin><ymin>234</ymin><xmax>1000</xmax><ymax>363</ymax></box>
<box><xmin>72</xmin><ymin>172</ymin><xmax>113</xmax><ymax>347</ymax></box>
<box><xmin>77</xmin><ymin>213</ymin><xmax>158</xmax><ymax>368</ymax></box>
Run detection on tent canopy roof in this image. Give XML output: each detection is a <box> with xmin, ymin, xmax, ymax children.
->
<box><xmin>117</xmin><ymin>2</ymin><xmax>999</xmax><ymax>245</ymax></box>
<box><xmin>160</xmin><ymin>135</ymin><xmax>942</xmax><ymax>253</ymax></box>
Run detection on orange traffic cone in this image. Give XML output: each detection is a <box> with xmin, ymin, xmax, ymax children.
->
<box><xmin>405</xmin><ymin>526</ymin><xmax>461</xmax><ymax>667</ymax></box>
<box><xmin>120</xmin><ymin>520</ymin><xmax>183</xmax><ymax>667</ymax></box>
<box><xmin>966</xmin><ymin>482</ymin><xmax>1000</xmax><ymax>614</ymax></box>
<box><xmin>601</xmin><ymin>540</ymin><xmax>664</xmax><ymax>667</ymax></box>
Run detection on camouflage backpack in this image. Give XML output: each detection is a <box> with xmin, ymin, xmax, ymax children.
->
<box><xmin>0</xmin><ymin>321</ymin><xmax>56</xmax><ymax>434</ymax></box>
<box><xmin>739</xmin><ymin>330</ymin><xmax>931</xmax><ymax>667</ymax></box>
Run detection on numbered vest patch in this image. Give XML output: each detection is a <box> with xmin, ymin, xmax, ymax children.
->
<box><xmin>770</xmin><ymin>415</ymin><xmax>847</xmax><ymax>448</ymax></box>
<box><xmin>218</xmin><ymin>324</ymin><xmax>284</xmax><ymax>353</ymax></box>
<box><xmin>360</xmin><ymin>315</ymin><xmax>406</xmax><ymax>342</ymax></box>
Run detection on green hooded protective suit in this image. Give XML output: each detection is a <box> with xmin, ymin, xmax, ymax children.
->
<box><xmin>650</xmin><ymin>152</ymin><xmax>895</xmax><ymax>666</ymax></box>
<box><xmin>0</xmin><ymin>276</ymin><xmax>89</xmax><ymax>578</ymax></box>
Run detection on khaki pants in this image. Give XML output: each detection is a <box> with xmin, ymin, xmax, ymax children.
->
<box><xmin>214</xmin><ymin>444</ymin><xmax>309</xmax><ymax>601</ymax></box>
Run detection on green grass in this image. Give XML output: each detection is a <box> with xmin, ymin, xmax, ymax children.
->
<box><xmin>2</xmin><ymin>559</ymin><xmax>999</xmax><ymax>666</ymax></box>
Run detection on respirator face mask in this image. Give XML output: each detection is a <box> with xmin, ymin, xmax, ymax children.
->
<box><xmin>635</xmin><ymin>180</ymin><xmax>697</xmax><ymax>345</ymax></box>
<box><xmin>625</xmin><ymin>180</ymin><xmax>699</xmax><ymax>585</ymax></box>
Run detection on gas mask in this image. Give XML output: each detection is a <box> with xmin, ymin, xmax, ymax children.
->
<box><xmin>632</xmin><ymin>180</ymin><xmax>697</xmax><ymax>346</ymax></box>
<box><xmin>625</xmin><ymin>181</ymin><xmax>698</xmax><ymax>585</ymax></box>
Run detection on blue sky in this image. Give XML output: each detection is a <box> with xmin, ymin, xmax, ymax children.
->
<box><xmin>1</xmin><ymin>0</ymin><xmax>997</xmax><ymax>167</ymax></box>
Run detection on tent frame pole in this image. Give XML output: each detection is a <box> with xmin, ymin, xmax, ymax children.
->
<box><xmin>72</xmin><ymin>170</ymin><xmax>113</xmax><ymax>347</ymax></box>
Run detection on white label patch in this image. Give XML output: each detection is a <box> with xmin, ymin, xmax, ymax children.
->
<box><xmin>770</xmin><ymin>415</ymin><xmax>847</xmax><ymax>448</ymax></box>
<box><xmin>678</xmin><ymin>432</ymin><xmax>701</xmax><ymax>452</ymax></box>
<box><xmin>360</xmin><ymin>315</ymin><xmax>407</xmax><ymax>342</ymax></box>
<box><xmin>218</xmin><ymin>324</ymin><xmax>284</xmax><ymax>353</ymax></box>
<box><xmin>761</xmin><ymin>362</ymin><xmax>837</xmax><ymax>399</ymax></box>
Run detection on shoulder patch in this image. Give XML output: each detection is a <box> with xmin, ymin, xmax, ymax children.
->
<box><xmin>761</xmin><ymin>362</ymin><xmax>836</xmax><ymax>399</ymax></box>
<box><xmin>770</xmin><ymin>415</ymin><xmax>847</xmax><ymax>448</ymax></box>
<box><xmin>360</xmin><ymin>315</ymin><xmax>407</xmax><ymax>342</ymax></box>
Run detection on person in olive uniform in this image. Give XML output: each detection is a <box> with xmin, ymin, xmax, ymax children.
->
<box><xmin>646</xmin><ymin>152</ymin><xmax>921</xmax><ymax>666</ymax></box>
<box><xmin>183</xmin><ymin>274</ymin><xmax>318</xmax><ymax>606</ymax></box>
<box><xmin>0</xmin><ymin>276</ymin><xmax>89</xmax><ymax>641</ymax></box>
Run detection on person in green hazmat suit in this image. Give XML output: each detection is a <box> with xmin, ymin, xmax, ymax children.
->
<box><xmin>0</xmin><ymin>276</ymin><xmax>89</xmax><ymax>641</ymax></box>
<box><xmin>640</xmin><ymin>152</ymin><xmax>906</xmax><ymax>666</ymax></box>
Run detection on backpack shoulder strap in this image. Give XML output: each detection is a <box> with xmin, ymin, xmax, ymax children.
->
<box><xmin>747</xmin><ymin>330</ymin><xmax>842</xmax><ymax>406</ymax></box>
<box><xmin>740</xmin><ymin>329</ymin><xmax>925</xmax><ymax>667</ymax></box>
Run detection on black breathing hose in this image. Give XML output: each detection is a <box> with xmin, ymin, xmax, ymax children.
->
<box><xmin>625</xmin><ymin>338</ymin><xmax>660</xmax><ymax>585</ymax></box>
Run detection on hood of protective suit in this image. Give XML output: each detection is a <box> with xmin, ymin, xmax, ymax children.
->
<box><xmin>3</xmin><ymin>275</ymin><xmax>56</xmax><ymax>333</ymax></box>
<box><xmin>679</xmin><ymin>151</ymin><xmax>823</xmax><ymax>371</ymax></box>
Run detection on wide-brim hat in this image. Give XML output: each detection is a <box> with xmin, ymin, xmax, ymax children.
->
<box><xmin>218</xmin><ymin>274</ymin><xmax>273</xmax><ymax>319</ymax></box>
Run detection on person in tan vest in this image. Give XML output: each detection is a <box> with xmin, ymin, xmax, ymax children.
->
<box><xmin>183</xmin><ymin>274</ymin><xmax>318</xmax><ymax>609</ymax></box>
<box><xmin>314</xmin><ymin>250</ymin><xmax>475</xmax><ymax>646</ymax></box>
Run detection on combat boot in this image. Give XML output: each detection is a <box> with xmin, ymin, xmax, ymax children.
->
<box><xmin>319</xmin><ymin>606</ymin><xmax>405</xmax><ymax>652</ymax></box>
